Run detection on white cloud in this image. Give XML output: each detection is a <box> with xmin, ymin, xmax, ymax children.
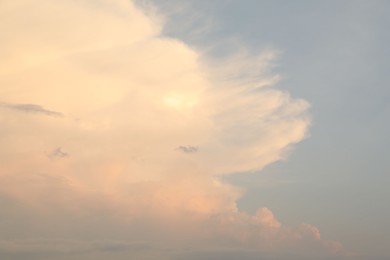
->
<box><xmin>0</xmin><ymin>0</ymin><xmax>348</xmax><ymax>259</ymax></box>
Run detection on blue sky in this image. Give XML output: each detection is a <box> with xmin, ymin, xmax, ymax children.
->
<box><xmin>0</xmin><ymin>0</ymin><xmax>389</xmax><ymax>259</ymax></box>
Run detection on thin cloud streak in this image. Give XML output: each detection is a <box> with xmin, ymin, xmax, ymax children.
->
<box><xmin>0</xmin><ymin>102</ymin><xmax>63</xmax><ymax>117</ymax></box>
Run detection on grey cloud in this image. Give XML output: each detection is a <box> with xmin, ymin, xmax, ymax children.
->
<box><xmin>0</xmin><ymin>239</ymin><xmax>168</xmax><ymax>260</ymax></box>
<box><xmin>173</xmin><ymin>247</ymin><xmax>346</xmax><ymax>260</ymax></box>
<box><xmin>177</xmin><ymin>145</ymin><xmax>198</xmax><ymax>153</ymax></box>
<box><xmin>0</xmin><ymin>102</ymin><xmax>63</xmax><ymax>117</ymax></box>
<box><xmin>48</xmin><ymin>147</ymin><xmax>69</xmax><ymax>159</ymax></box>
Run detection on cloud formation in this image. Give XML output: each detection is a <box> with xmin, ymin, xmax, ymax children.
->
<box><xmin>177</xmin><ymin>145</ymin><xmax>198</xmax><ymax>153</ymax></box>
<box><xmin>47</xmin><ymin>147</ymin><xmax>69</xmax><ymax>159</ymax></box>
<box><xmin>0</xmin><ymin>102</ymin><xmax>63</xmax><ymax>117</ymax></box>
<box><xmin>0</xmin><ymin>0</ymin><xmax>347</xmax><ymax>259</ymax></box>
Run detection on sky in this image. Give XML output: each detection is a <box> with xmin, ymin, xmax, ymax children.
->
<box><xmin>0</xmin><ymin>0</ymin><xmax>389</xmax><ymax>259</ymax></box>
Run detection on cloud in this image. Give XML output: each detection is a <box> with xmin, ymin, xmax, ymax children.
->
<box><xmin>0</xmin><ymin>0</ymin><xmax>348</xmax><ymax>259</ymax></box>
<box><xmin>0</xmin><ymin>102</ymin><xmax>63</xmax><ymax>117</ymax></box>
<box><xmin>177</xmin><ymin>145</ymin><xmax>198</xmax><ymax>153</ymax></box>
<box><xmin>47</xmin><ymin>147</ymin><xmax>69</xmax><ymax>159</ymax></box>
<box><xmin>0</xmin><ymin>239</ymin><xmax>165</xmax><ymax>260</ymax></box>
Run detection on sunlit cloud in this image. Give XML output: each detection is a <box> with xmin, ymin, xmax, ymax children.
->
<box><xmin>0</xmin><ymin>0</ymin><xmax>347</xmax><ymax>259</ymax></box>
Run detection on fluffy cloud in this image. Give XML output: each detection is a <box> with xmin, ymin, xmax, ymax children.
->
<box><xmin>0</xmin><ymin>0</ymin><xmax>347</xmax><ymax>259</ymax></box>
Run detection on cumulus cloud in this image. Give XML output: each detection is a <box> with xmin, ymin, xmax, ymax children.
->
<box><xmin>0</xmin><ymin>0</ymin><xmax>347</xmax><ymax>259</ymax></box>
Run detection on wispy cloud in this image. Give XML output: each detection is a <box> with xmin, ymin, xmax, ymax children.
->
<box><xmin>47</xmin><ymin>147</ymin><xmax>69</xmax><ymax>159</ymax></box>
<box><xmin>0</xmin><ymin>102</ymin><xmax>63</xmax><ymax>117</ymax></box>
<box><xmin>177</xmin><ymin>145</ymin><xmax>198</xmax><ymax>153</ymax></box>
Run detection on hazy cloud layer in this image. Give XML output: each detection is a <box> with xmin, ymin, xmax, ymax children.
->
<box><xmin>0</xmin><ymin>0</ymin><xmax>348</xmax><ymax>259</ymax></box>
